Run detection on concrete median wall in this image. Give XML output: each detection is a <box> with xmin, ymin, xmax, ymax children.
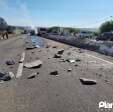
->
<box><xmin>42</xmin><ymin>34</ymin><xmax>113</xmax><ymax>56</ymax></box>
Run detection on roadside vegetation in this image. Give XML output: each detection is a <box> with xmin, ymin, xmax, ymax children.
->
<box><xmin>100</xmin><ymin>20</ymin><xmax>113</xmax><ymax>33</ymax></box>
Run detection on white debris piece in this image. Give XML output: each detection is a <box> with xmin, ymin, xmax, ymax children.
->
<box><xmin>24</xmin><ymin>60</ymin><xmax>43</xmax><ymax>68</ymax></box>
<box><xmin>80</xmin><ymin>78</ymin><xmax>97</xmax><ymax>85</ymax></box>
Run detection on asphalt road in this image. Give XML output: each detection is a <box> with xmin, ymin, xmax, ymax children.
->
<box><xmin>0</xmin><ymin>35</ymin><xmax>113</xmax><ymax>112</ymax></box>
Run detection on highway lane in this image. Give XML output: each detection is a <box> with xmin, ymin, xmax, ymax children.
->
<box><xmin>0</xmin><ymin>35</ymin><xmax>113</xmax><ymax>112</ymax></box>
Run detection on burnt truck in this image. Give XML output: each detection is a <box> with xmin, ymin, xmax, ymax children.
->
<box><xmin>0</xmin><ymin>17</ymin><xmax>8</xmax><ymax>39</ymax></box>
<box><xmin>37</xmin><ymin>27</ymin><xmax>48</xmax><ymax>36</ymax></box>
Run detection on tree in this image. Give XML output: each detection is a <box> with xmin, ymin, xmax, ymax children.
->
<box><xmin>100</xmin><ymin>20</ymin><xmax>113</xmax><ymax>33</ymax></box>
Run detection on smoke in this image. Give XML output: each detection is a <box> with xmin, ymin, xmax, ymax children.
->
<box><xmin>19</xmin><ymin>1</ymin><xmax>34</xmax><ymax>27</ymax></box>
<box><xmin>18</xmin><ymin>0</ymin><xmax>37</xmax><ymax>33</ymax></box>
<box><xmin>0</xmin><ymin>0</ymin><xmax>36</xmax><ymax>29</ymax></box>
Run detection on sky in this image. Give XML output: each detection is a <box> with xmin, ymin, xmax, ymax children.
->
<box><xmin>0</xmin><ymin>0</ymin><xmax>113</xmax><ymax>28</ymax></box>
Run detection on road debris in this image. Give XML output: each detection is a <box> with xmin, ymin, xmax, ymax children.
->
<box><xmin>46</xmin><ymin>45</ymin><xmax>51</xmax><ymax>48</ymax></box>
<box><xmin>6</xmin><ymin>60</ymin><xmax>15</xmax><ymax>65</ymax></box>
<box><xmin>75</xmin><ymin>64</ymin><xmax>78</xmax><ymax>67</ymax></box>
<box><xmin>67</xmin><ymin>68</ymin><xmax>72</xmax><ymax>72</ymax></box>
<box><xmin>38</xmin><ymin>50</ymin><xmax>42</xmax><ymax>52</ymax></box>
<box><xmin>53</xmin><ymin>46</ymin><xmax>57</xmax><ymax>48</ymax></box>
<box><xmin>25</xmin><ymin>44</ymin><xmax>36</xmax><ymax>50</ymax></box>
<box><xmin>57</xmin><ymin>49</ymin><xmax>64</xmax><ymax>54</ymax></box>
<box><xmin>66</xmin><ymin>59</ymin><xmax>75</xmax><ymax>63</ymax></box>
<box><xmin>0</xmin><ymin>72</ymin><xmax>14</xmax><ymax>81</ymax></box>
<box><xmin>59</xmin><ymin>59</ymin><xmax>65</xmax><ymax>62</ymax></box>
<box><xmin>54</xmin><ymin>54</ymin><xmax>62</xmax><ymax>58</ymax></box>
<box><xmin>24</xmin><ymin>60</ymin><xmax>43</xmax><ymax>68</ymax></box>
<box><xmin>0</xmin><ymin>72</ymin><xmax>6</xmax><ymax>78</ymax></box>
<box><xmin>50</xmin><ymin>71</ymin><xmax>58</xmax><ymax>76</ymax></box>
<box><xmin>27</xmin><ymin>72</ymin><xmax>39</xmax><ymax>79</ymax></box>
<box><xmin>104</xmin><ymin>79</ymin><xmax>109</xmax><ymax>83</ymax></box>
<box><xmin>76</xmin><ymin>59</ymin><xmax>81</xmax><ymax>62</ymax></box>
<box><xmin>31</xmin><ymin>51</ymin><xmax>35</xmax><ymax>54</ymax></box>
<box><xmin>2</xmin><ymin>74</ymin><xmax>12</xmax><ymax>81</ymax></box>
<box><xmin>80</xmin><ymin>78</ymin><xmax>97</xmax><ymax>85</ymax></box>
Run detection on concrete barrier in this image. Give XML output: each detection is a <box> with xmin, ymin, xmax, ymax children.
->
<box><xmin>42</xmin><ymin>34</ymin><xmax>113</xmax><ymax>57</ymax></box>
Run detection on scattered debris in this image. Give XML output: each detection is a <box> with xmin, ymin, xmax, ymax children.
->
<box><xmin>27</xmin><ymin>72</ymin><xmax>39</xmax><ymax>79</ymax></box>
<box><xmin>26</xmin><ymin>44</ymin><xmax>36</xmax><ymax>50</ymax></box>
<box><xmin>6</xmin><ymin>60</ymin><xmax>15</xmax><ymax>65</ymax></box>
<box><xmin>67</xmin><ymin>68</ymin><xmax>72</xmax><ymax>72</ymax></box>
<box><xmin>38</xmin><ymin>50</ymin><xmax>42</xmax><ymax>52</ymax></box>
<box><xmin>1</xmin><ymin>74</ymin><xmax>11</xmax><ymax>81</ymax></box>
<box><xmin>31</xmin><ymin>51</ymin><xmax>35</xmax><ymax>54</ymax></box>
<box><xmin>54</xmin><ymin>54</ymin><xmax>62</xmax><ymax>58</ymax></box>
<box><xmin>76</xmin><ymin>59</ymin><xmax>81</xmax><ymax>62</ymax></box>
<box><xmin>46</xmin><ymin>45</ymin><xmax>51</xmax><ymax>48</ymax></box>
<box><xmin>24</xmin><ymin>60</ymin><xmax>43</xmax><ymax>68</ymax></box>
<box><xmin>104</xmin><ymin>79</ymin><xmax>109</xmax><ymax>83</ymax></box>
<box><xmin>80</xmin><ymin>78</ymin><xmax>97</xmax><ymax>85</ymax></box>
<box><xmin>25</xmin><ymin>41</ymin><xmax>29</xmax><ymax>44</ymax></box>
<box><xmin>50</xmin><ymin>71</ymin><xmax>58</xmax><ymax>76</ymax></box>
<box><xmin>70</xmin><ymin>59</ymin><xmax>75</xmax><ymax>63</ymax></box>
<box><xmin>59</xmin><ymin>59</ymin><xmax>65</xmax><ymax>62</ymax></box>
<box><xmin>75</xmin><ymin>64</ymin><xmax>78</xmax><ymax>67</ymax></box>
<box><xmin>66</xmin><ymin>59</ymin><xmax>75</xmax><ymax>63</ymax></box>
<box><xmin>0</xmin><ymin>72</ymin><xmax>6</xmax><ymax>78</ymax></box>
<box><xmin>53</xmin><ymin>46</ymin><xmax>57</xmax><ymax>48</ymax></box>
<box><xmin>57</xmin><ymin>49</ymin><xmax>64</xmax><ymax>55</ymax></box>
<box><xmin>104</xmin><ymin>80</ymin><xmax>111</xmax><ymax>85</ymax></box>
<box><xmin>0</xmin><ymin>72</ymin><xmax>14</xmax><ymax>81</ymax></box>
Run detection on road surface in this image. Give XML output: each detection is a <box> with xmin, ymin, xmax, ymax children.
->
<box><xmin>0</xmin><ymin>35</ymin><xmax>113</xmax><ymax>112</ymax></box>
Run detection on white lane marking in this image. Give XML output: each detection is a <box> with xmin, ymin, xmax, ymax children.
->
<box><xmin>85</xmin><ymin>53</ymin><xmax>113</xmax><ymax>65</ymax></box>
<box><xmin>16</xmin><ymin>52</ymin><xmax>25</xmax><ymax>78</ymax></box>
<box><xmin>16</xmin><ymin>63</ymin><xmax>24</xmax><ymax>78</ymax></box>
<box><xmin>19</xmin><ymin>52</ymin><xmax>25</xmax><ymax>63</ymax></box>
